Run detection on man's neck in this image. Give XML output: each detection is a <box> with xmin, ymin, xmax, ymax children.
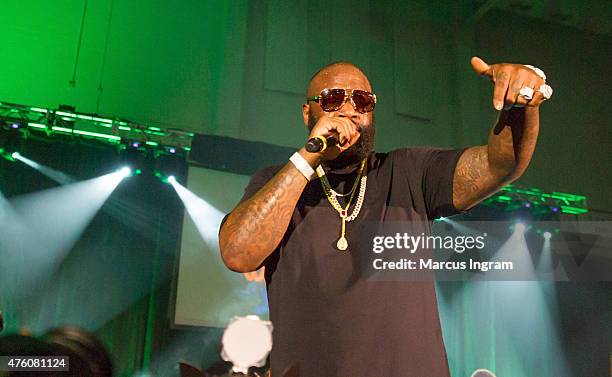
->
<box><xmin>322</xmin><ymin>153</ymin><xmax>371</xmax><ymax>174</ymax></box>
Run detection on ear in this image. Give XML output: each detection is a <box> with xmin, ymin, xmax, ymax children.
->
<box><xmin>302</xmin><ymin>103</ymin><xmax>310</xmax><ymax>129</ymax></box>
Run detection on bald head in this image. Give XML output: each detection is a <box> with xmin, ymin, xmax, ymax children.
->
<box><xmin>306</xmin><ymin>62</ymin><xmax>372</xmax><ymax>98</ymax></box>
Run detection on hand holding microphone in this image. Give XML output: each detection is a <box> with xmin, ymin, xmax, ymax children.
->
<box><xmin>305</xmin><ymin>117</ymin><xmax>360</xmax><ymax>158</ymax></box>
<box><xmin>305</xmin><ymin>135</ymin><xmax>338</xmax><ymax>153</ymax></box>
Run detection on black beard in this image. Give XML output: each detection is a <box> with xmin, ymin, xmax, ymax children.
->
<box><xmin>308</xmin><ymin>111</ymin><xmax>376</xmax><ymax>170</ymax></box>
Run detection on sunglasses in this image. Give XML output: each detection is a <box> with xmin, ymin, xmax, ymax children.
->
<box><xmin>307</xmin><ymin>88</ymin><xmax>377</xmax><ymax>114</ymax></box>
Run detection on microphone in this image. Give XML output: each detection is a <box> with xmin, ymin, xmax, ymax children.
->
<box><xmin>305</xmin><ymin>135</ymin><xmax>338</xmax><ymax>153</ymax></box>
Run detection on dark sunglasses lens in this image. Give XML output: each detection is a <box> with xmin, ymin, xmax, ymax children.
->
<box><xmin>352</xmin><ymin>91</ymin><xmax>376</xmax><ymax>113</ymax></box>
<box><xmin>319</xmin><ymin>89</ymin><xmax>345</xmax><ymax>111</ymax></box>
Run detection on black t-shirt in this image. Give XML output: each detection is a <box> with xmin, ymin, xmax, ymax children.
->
<box><xmin>230</xmin><ymin>147</ymin><xmax>465</xmax><ymax>377</ymax></box>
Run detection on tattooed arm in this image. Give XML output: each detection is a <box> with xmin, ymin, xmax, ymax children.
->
<box><xmin>453</xmin><ymin>57</ymin><xmax>549</xmax><ymax>211</ymax></box>
<box><xmin>219</xmin><ymin>115</ymin><xmax>359</xmax><ymax>272</ymax></box>
<box><xmin>219</xmin><ymin>148</ymin><xmax>320</xmax><ymax>272</ymax></box>
<box><xmin>453</xmin><ymin>107</ymin><xmax>539</xmax><ymax>210</ymax></box>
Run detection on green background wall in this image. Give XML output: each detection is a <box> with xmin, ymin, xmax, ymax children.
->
<box><xmin>1</xmin><ymin>1</ymin><xmax>610</xmax><ymax>210</ymax></box>
<box><xmin>1</xmin><ymin>1</ymin><xmax>611</xmax><ymax>376</ymax></box>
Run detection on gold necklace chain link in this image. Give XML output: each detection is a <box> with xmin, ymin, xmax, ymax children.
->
<box><xmin>316</xmin><ymin>159</ymin><xmax>368</xmax><ymax>251</ymax></box>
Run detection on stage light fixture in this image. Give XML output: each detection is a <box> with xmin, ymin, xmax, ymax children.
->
<box><xmin>1</xmin><ymin>121</ymin><xmax>24</xmax><ymax>158</ymax></box>
<box><xmin>154</xmin><ymin>153</ymin><xmax>181</xmax><ymax>181</ymax></box>
<box><xmin>118</xmin><ymin>166</ymin><xmax>132</xmax><ymax>177</ymax></box>
<box><xmin>543</xmin><ymin>231</ymin><xmax>552</xmax><ymax>240</ymax></box>
<box><xmin>154</xmin><ymin>172</ymin><xmax>176</xmax><ymax>184</ymax></box>
<box><xmin>118</xmin><ymin>142</ymin><xmax>149</xmax><ymax>176</ymax></box>
<box><xmin>0</xmin><ymin>148</ymin><xmax>17</xmax><ymax>162</ymax></box>
<box><xmin>154</xmin><ymin>171</ymin><xmax>168</xmax><ymax>183</ymax></box>
<box><xmin>11</xmin><ymin>152</ymin><xmax>20</xmax><ymax>159</ymax></box>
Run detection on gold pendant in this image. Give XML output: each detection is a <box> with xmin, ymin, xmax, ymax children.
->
<box><xmin>336</xmin><ymin>236</ymin><xmax>348</xmax><ymax>251</ymax></box>
<box><xmin>336</xmin><ymin>218</ymin><xmax>348</xmax><ymax>251</ymax></box>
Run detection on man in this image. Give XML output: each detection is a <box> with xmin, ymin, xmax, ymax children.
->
<box><xmin>218</xmin><ymin>57</ymin><xmax>551</xmax><ymax>376</ymax></box>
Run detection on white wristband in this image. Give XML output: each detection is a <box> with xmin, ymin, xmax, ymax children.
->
<box><xmin>289</xmin><ymin>152</ymin><xmax>317</xmax><ymax>181</ymax></box>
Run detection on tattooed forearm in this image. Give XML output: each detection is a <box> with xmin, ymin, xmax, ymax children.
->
<box><xmin>453</xmin><ymin>146</ymin><xmax>499</xmax><ymax>210</ymax></box>
<box><xmin>219</xmin><ymin>155</ymin><xmax>315</xmax><ymax>272</ymax></box>
<box><xmin>453</xmin><ymin>107</ymin><xmax>540</xmax><ymax>210</ymax></box>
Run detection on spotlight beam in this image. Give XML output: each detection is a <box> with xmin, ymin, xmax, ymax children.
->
<box><xmin>168</xmin><ymin>178</ymin><xmax>224</xmax><ymax>245</ymax></box>
<box><xmin>1</xmin><ymin>169</ymin><xmax>131</xmax><ymax>303</ymax></box>
<box><xmin>12</xmin><ymin>152</ymin><xmax>75</xmax><ymax>184</ymax></box>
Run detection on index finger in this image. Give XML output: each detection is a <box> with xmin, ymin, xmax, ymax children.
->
<box><xmin>471</xmin><ymin>56</ymin><xmax>493</xmax><ymax>79</ymax></box>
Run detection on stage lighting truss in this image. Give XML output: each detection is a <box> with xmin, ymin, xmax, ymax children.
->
<box><xmin>1</xmin><ymin>102</ymin><xmax>590</xmax><ymax>218</ymax></box>
<box><xmin>0</xmin><ymin>101</ymin><xmax>194</xmax><ymax>158</ymax></box>
<box><xmin>483</xmin><ymin>184</ymin><xmax>588</xmax><ymax>215</ymax></box>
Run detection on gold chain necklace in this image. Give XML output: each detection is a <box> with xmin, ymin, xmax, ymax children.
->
<box><xmin>316</xmin><ymin>159</ymin><xmax>368</xmax><ymax>251</ymax></box>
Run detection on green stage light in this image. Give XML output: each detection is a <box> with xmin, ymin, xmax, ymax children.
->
<box><xmin>28</xmin><ymin>122</ymin><xmax>47</xmax><ymax>129</ymax></box>
<box><xmin>92</xmin><ymin>117</ymin><xmax>112</xmax><ymax>124</ymax></box>
<box><xmin>51</xmin><ymin>126</ymin><xmax>73</xmax><ymax>133</ymax></box>
<box><xmin>0</xmin><ymin>148</ymin><xmax>16</xmax><ymax>162</ymax></box>
<box><xmin>74</xmin><ymin>130</ymin><xmax>120</xmax><ymax>141</ymax></box>
<box><xmin>560</xmin><ymin>206</ymin><xmax>588</xmax><ymax>215</ymax></box>
<box><xmin>2</xmin><ymin>102</ymin><xmax>193</xmax><ymax>157</ymax></box>
<box><xmin>50</xmin><ymin>126</ymin><xmax>121</xmax><ymax>142</ymax></box>
<box><xmin>484</xmin><ymin>184</ymin><xmax>588</xmax><ymax>215</ymax></box>
<box><xmin>144</xmin><ymin>130</ymin><xmax>165</xmax><ymax>136</ymax></box>
<box><xmin>55</xmin><ymin>111</ymin><xmax>75</xmax><ymax>117</ymax></box>
<box><xmin>154</xmin><ymin>171</ymin><xmax>169</xmax><ymax>183</ymax></box>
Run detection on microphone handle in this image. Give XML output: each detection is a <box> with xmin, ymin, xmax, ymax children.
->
<box><xmin>305</xmin><ymin>136</ymin><xmax>338</xmax><ymax>153</ymax></box>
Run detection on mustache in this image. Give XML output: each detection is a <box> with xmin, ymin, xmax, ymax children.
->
<box><xmin>307</xmin><ymin>112</ymin><xmax>367</xmax><ymax>133</ymax></box>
